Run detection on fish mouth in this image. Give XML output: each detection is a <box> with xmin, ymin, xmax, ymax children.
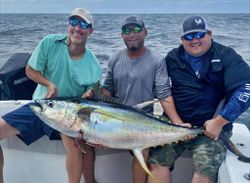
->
<box><xmin>29</xmin><ymin>100</ymin><xmax>43</xmax><ymax>114</ymax></box>
<box><xmin>34</xmin><ymin>99</ymin><xmax>43</xmax><ymax>109</ymax></box>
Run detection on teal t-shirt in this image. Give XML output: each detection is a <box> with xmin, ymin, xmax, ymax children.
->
<box><xmin>28</xmin><ymin>34</ymin><xmax>101</xmax><ymax>99</ymax></box>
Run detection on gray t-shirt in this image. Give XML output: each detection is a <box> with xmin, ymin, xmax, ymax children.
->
<box><xmin>103</xmin><ymin>48</ymin><xmax>171</xmax><ymax>112</ymax></box>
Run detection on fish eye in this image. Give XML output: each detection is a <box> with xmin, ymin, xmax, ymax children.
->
<box><xmin>47</xmin><ymin>101</ymin><xmax>54</xmax><ymax>108</ymax></box>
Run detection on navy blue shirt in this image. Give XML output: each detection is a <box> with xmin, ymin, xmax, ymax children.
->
<box><xmin>165</xmin><ymin>41</ymin><xmax>250</xmax><ymax>127</ymax></box>
<box><xmin>184</xmin><ymin>52</ymin><xmax>250</xmax><ymax>123</ymax></box>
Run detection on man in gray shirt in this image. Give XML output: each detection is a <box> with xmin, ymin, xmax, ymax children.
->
<box><xmin>102</xmin><ymin>16</ymin><xmax>183</xmax><ymax>183</ymax></box>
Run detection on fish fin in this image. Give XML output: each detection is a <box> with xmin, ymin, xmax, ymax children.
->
<box><xmin>74</xmin><ymin>138</ymin><xmax>86</xmax><ymax>153</ymax></box>
<box><xmin>151</xmin><ymin>114</ymin><xmax>171</xmax><ymax>123</ymax></box>
<box><xmin>77</xmin><ymin>107</ymin><xmax>96</xmax><ymax>121</ymax></box>
<box><xmin>134</xmin><ymin>98</ymin><xmax>170</xmax><ymax>110</ymax></box>
<box><xmin>132</xmin><ymin>149</ymin><xmax>160</xmax><ymax>183</ymax></box>
<box><xmin>133</xmin><ymin>100</ymin><xmax>159</xmax><ymax>110</ymax></box>
<box><xmin>220</xmin><ymin>133</ymin><xmax>250</xmax><ymax>163</ymax></box>
<box><xmin>91</xmin><ymin>82</ymin><xmax>120</xmax><ymax>104</ymax></box>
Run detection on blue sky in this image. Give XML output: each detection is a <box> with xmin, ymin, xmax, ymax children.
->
<box><xmin>0</xmin><ymin>0</ymin><xmax>249</xmax><ymax>14</ymax></box>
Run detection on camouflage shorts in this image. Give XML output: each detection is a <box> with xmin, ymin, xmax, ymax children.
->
<box><xmin>148</xmin><ymin>130</ymin><xmax>232</xmax><ymax>182</ymax></box>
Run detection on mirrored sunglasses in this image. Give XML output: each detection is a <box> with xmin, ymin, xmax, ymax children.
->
<box><xmin>182</xmin><ymin>32</ymin><xmax>207</xmax><ymax>41</ymax></box>
<box><xmin>122</xmin><ymin>26</ymin><xmax>143</xmax><ymax>35</ymax></box>
<box><xmin>69</xmin><ymin>18</ymin><xmax>91</xmax><ymax>30</ymax></box>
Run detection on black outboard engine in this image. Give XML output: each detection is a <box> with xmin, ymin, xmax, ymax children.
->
<box><xmin>0</xmin><ymin>53</ymin><xmax>37</xmax><ymax>100</ymax></box>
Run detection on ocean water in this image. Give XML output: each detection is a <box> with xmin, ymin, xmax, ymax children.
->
<box><xmin>0</xmin><ymin>13</ymin><xmax>249</xmax><ymax>128</ymax></box>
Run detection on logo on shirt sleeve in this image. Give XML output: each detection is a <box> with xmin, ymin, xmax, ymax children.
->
<box><xmin>239</xmin><ymin>84</ymin><xmax>250</xmax><ymax>102</ymax></box>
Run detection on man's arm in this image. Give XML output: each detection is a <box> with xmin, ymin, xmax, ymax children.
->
<box><xmin>220</xmin><ymin>83</ymin><xmax>250</xmax><ymax>122</ymax></box>
<box><xmin>160</xmin><ymin>96</ymin><xmax>184</xmax><ymax>124</ymax></box>
<box><xmin>25</xmin><ymin>65</ymin><xmax>57</xmax><ymax>98</ymax></box>
<box><xmin>204</xmin><ymin>83</ymin><xmax>250</xmax><ymax>139</ymax></box>
<box><xmin>101</xmin><ymin>88</ymin><xmax>112</xmax><ymax>97</ymax></box>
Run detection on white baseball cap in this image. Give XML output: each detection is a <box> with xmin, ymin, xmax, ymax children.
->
<box><xmin>69</xmin><ymin>8</ymin><xmax>93</xmax><ymax>25</ymax></box>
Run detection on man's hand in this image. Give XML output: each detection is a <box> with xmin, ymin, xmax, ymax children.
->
<box><xmin>46</xmin><ymin>82</ymin><xmax>58</xmax><ymax>98</ymax></box>
<box><xmin>172</xmin><ymin>122</ymin><xmax>195</xmax><ymax>141</ymax></box>
<box><xmin>204</xmin><ymin>115</ymin><xmax>229</xmax><ymax>140</ymax></box>
<box><xmin>26</xmin><ymin>65</ymin><xmax>58</xmax><ymax>98</ymax></box>
<box><xmin>82</xmin><ymin>90</ymin><xmax>93</xmax><ymax>98</ymax></box>
<box><xmin>174</xmin><ymin>122</ymin><xmax>192</xmax><ymax>128</ymax></box>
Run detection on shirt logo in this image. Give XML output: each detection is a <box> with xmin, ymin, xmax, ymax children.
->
<box><xmin>195</xmin><ymin>70</ymin><xmax>200</xmax><ymax>78</ymax></box>
<box><xmin>211</xmin><ymin>59</ymin><xmax>221</xmax><ymax>63</ymax></box>
<box><xmin>246</xmin><ymin>83</ymin><xmax>250</xmax><ymax>90</ymax></box>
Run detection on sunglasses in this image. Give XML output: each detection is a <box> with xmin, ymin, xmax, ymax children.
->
<box><xmin>182</xmin><ymin>32</ymin><xmax>207</xmax><ymax>41</ymax></box>
<box><xmin>69</xmin><ymin>18</ymin><xmax>91</xmax><ymax>30</ymax></box>
<box><xmin>122</xmin><ymin>26</ymin><xmax>143</xmax><ymax>35</ymax></box>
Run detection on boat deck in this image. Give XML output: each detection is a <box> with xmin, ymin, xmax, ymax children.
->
<box><xmin>1</xmin><ymin>100</ymin><xmax>249</xmax><ymax>183</ymax></box>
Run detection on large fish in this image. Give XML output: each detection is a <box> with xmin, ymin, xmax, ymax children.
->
<box><xmin>30</xmin><ymin>97</ymin><xmax>202</xmax><ymax>182</ymax></box>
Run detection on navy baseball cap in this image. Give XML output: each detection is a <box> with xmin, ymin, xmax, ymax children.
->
<box><xmin>182</xmin><ymin>15</ymin><xmax>210</xmax><ymax>35</ymax></box>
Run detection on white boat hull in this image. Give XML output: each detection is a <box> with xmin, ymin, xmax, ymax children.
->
<box><xmin>218</xmin><ymin>122</ymin><xmax>250</xmax><ymax>183</ymax></box>
<box><xmin>0</xmin><ymin>100</ymin><xmax>249</xmax><ymax>183</ymax></box>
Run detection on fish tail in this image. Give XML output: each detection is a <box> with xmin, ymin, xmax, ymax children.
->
<box><xmin>228</xmin><ymin>139</ymin><xmax>250</xmax><ymax>163</ymax></box>
<box><xmin>238</xmin><ymin>155</ymin><xmax>250</xmax><ymax>163</ymax></box>
<box><xmin>220</xmin><ymin>133</ymin><xmax>250</xmax><ymax>163</ymax></box>
<box><xmin>132</xmin><ymin>149</ymin><xmax>160</xmax><ymax>183</ymax></box>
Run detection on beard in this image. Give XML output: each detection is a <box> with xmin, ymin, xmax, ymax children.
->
<box><xmin>125</xmin><ymin>39</ymin><xmax>144</xmax><ymax>52</ymax></box>
<box><xmin>128</xmin><ymin>46</ymin><xmax>139</xmax><ymax>51</ymax></box>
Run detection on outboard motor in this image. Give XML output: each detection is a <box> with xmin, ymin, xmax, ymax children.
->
<box><xmin>0</xmin><ymin>53</ymin><xmax>37</xmax><ymax>100</ymax></box>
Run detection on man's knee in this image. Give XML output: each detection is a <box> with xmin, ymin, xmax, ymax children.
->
<box><xmin>0</xmin><ymin>118</ymin><xmax>7</xmax><ymax>139</ymax></box>
<box><xmin>192</xmin><ymin>172</ymin><xmax>215</xmax><ymax>183</ymax></box>
<box><xmin>149</xmin><ymin>163</ymin><xmax>170</xmax><ymax>172</ymax></box>
<box><xmin>149</xmin><ymin>163</ymin><xmax>159</xmax><ymax>171</ymax></box>
<box><xmin>0</xmin><ymin>118</ymin><xmax>19</xmax><ymax>140</ymax></box>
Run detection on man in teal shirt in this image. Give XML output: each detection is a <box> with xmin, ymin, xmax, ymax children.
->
<box><xmin>0</xmin><ymin>8</ymin><xmax>101</xmax><ymax>183</ymax></box>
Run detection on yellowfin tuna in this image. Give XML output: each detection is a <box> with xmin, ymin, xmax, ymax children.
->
<box><xmin>30</xmin><ymin>98</ymin><xmax>203</xmax><ymax>182</ymax></box>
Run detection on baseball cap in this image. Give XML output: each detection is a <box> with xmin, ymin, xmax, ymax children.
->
<box><xmin>182</xmin><ymin>15</ymin><xmax>209</xmax><ymax>35</ymax></box>
<box><xmin>121</xmin><ymin>16</ymin><xmax>145</xmax><ymax>29</ymax></box>
<box><xmin>69</xmin><ymin>8</ymin><xmax>93</xmax><ymax>25</ymax></box>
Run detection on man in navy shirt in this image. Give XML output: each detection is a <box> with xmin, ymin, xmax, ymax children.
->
<box><xmin>148</xmin><ymin>15</ymin><xmax>250</xmax><ymax>183</ymax></box>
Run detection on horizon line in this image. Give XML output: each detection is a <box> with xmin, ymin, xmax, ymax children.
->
<box><xmin>1</xmin><ymin>12</ymin><xmax>249</xmax><ymax>14</ymax></box>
